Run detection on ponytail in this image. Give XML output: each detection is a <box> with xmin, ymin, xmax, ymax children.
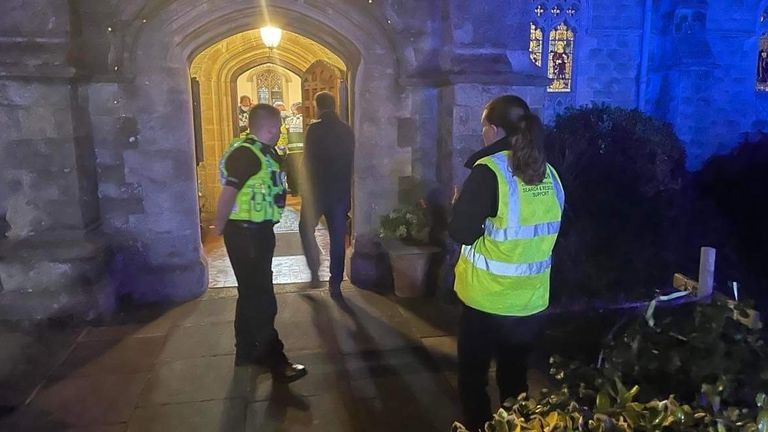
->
<box><xmin>508</xmin><ymin>113</ymin><xmax>547</xmax><ymax>185</ymax></box>
<box><xmin>483</xmin><ymin>95</ymin><xmax>548</xmax><ymax>185</ymax></box>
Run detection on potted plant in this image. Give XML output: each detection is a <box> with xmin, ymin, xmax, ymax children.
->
<box><xmin>378</xmin><ymin>204</ymin><xmax>440</xmax><ymax>297</ymax></box>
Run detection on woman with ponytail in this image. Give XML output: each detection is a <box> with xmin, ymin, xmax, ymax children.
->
<box><xmin>449</xmin><ymin>95</ymin><xmax>565</xmax><ymax>430</ymax></box>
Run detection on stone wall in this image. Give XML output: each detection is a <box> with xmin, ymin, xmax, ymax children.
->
<box><xmin>644</xmin><ymin>0</ymin><xmax>768</xmax><ymax>169</ymax></box>
<box><xmin>0</xmin><ymin>0</ymin><xmax>112</xmax><ymax>319</ymax></box>
<box><xmin>687</xmin><ymin>0</ymin><xmax>765</xmax><ymax>167</ymax></box>
<box><xmin>438</xmin><ymin>84</ymin><xmax>547</xmax><ymax>194</ymax></box>
<box><xmin>537</xmin><ymin>0</ymin><xmax>645</xmax><ymax>120</ymax></box>
<box><xmin>574</xmin><ymin>0</ymin><xmax>645</xmax><ymax>108</ymax></box>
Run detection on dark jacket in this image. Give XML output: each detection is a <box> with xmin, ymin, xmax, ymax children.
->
<box><xmin>302</xmin><ymin>111</ymin><xmax>355</xmax><ymax>207</ymax></box>
<box><xmin>448</xmin><ymin>138</ymin><xmax>510</xmax><ymax>245</ymax></box>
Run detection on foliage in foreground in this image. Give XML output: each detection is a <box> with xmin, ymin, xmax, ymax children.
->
<box><xmin>453</xmin><ymin>382</ymin><xmax>768</xmax><ymax>432</ymax></box>
<box><xmin>453</xmin><ymin>295</ymin><xmax>768</xmax><ymax>431</ymax></box>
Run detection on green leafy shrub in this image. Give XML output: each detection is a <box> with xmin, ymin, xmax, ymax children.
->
<box><xmin>544</xmin><ymin>105</ymin><xmax>689</xmax><ymax>306</ymax></box>
<box><xmin>454</xmin><ymin>296</ymin><xmax>768</xmax><ymax>431</ymax></box>
<box><xmin>378</xmin><ymin>205</ymin><xmax>431</xmax><ymax>245</ymax></box>
<box><xmin>594</xmin><ymin>297</ymin><xmax>768</xmax><ymax>406</ymax></box>
<box><xmin>452</xmin><ymin>380</ymin><xmax>768</xmax><ymax>432</ymax></box>
<box><xmin>694</xmin><ymin>134</ymin><xmax>768</xmax><ymax>314</ymax></box>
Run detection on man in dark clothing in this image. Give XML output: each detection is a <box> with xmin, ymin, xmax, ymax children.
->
<box><xmin>299</xmin><ymin>91</ymin><xmax>354</xmax><ymax>298</ymax></box>
<box><xmin>214</xmin><ymin>104</ymin><xmax>307</xmax><ymax>383</ymax></box>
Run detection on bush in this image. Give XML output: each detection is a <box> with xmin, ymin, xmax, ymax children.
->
<box><xmin>554</xmin><ymin>296</ymin><xmax>768</xmax><ymax>408</ymax></box>
<box><xmin>454</xmin><ymin>295</ymin><xmax>768</xmax><ymax>432</ymax></box>
<box><xmin>694</xmin><ymin>135</ymin><xmax>768</xmax><ymax>314</ymax></box>
<box><xmin>545</xmin><ymin>105</ymin><xmax>689</xmax><ymax>307</ymax></box>
<box><xmin>452</xmin><ymin>381</ymin><xmax>768</xmax><ymax>432</ymax></box>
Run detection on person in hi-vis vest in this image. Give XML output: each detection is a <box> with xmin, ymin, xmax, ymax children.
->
<box><xmin>214</xmin><ymin>104</ymin><xmax>307</xmax><ymax>384</ymax></box>
<box><xmin>449</xmin><ymin>95</ymin><xmax>564</xmax><ymax>431</ymax></box>
<box><xmin>285</xmin><ymin>102</ymin><xmax>305</xmax><ymax>195</ymax></box>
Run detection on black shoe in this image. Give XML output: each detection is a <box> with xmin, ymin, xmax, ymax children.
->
<box><xmin>271</xmin><ymin>362</ymin><xmax>308</xmax><ymax>383</ymax></box>
<box><xmin>329</xmin><ymin>283</ymin><xmax>342</xmax><ymax>300</ymax></box>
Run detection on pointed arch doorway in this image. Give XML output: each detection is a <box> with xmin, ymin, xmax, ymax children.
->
<box><xmin>110</xmin><ymin>0</ymin><xmax>402</xmax><ymax>302</ymax></box>
<box><xmin>190</xmin><ymin>29</ymin><xmax>351</xmax><ymax>288</ymax></box>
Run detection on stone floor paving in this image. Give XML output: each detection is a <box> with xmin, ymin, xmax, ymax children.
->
<box><xmin>0</xmin><ymin>285</ymin><xmax>471</xmax><ymax>431</ymax></box>
<box><xmin>0</xmin><ymin>202</ymin><xmax>568</xmax><ymax>431</ymax></box>
<box><xmin>206</xmin><ymin>207</ymin><xmax>345</xmax><ymax>288</ymax></box>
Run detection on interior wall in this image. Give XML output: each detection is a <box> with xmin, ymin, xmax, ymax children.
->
<box><xmin>236</xmin><ymin>65</ymin><xmax>303</xmax><ymax>108</ymax></box>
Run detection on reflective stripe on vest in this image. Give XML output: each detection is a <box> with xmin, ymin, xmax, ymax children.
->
<box><xmin>461</xmin><ymin>245</ymin><xmax>553</xmax><ymax>276</ymax></box>
<box><xmin>454</xmin><ymin>151</ymin><xmax>564</xmax><ymax>316</ymax></box>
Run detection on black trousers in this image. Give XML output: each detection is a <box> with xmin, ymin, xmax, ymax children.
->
<box><xmin>458</xmin><ymin>303</ymin><xmax>541</xmax><ymax>431</ymax></box>
<box><xmin>298</xmin><ymin>200</ymin><xmax>348</xmax><ymax>287</ymax></box>
<box><xmin>223</xmin><ymin>221</ymin><xmax>287</xmax><ymax>367</ymax></box>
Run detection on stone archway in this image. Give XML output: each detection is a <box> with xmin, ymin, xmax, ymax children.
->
<box><xmin>189</xmin><ymin>29</ymin><xmax>347</xmax><ymax>227</ymax></box>
<box><xmin>97</xmin><ymin>0</ymin><xmax>407</xmax><ymax>302</ymax></box>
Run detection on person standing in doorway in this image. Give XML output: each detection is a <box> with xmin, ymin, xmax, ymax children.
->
<box><xmin>273</xmin><ymin>101</ymin><xmax>289</xmax><ymax>157</ymax></box>
<box><xmin>214</xmin><ymin>103</ymin><xmax>308</xmax><ymax>383</ymax></box>
<box><xmin>237</xmin><ymin>95</ymin><xmax>252</xmax><ymax>135</ymax></box>
<box><xmin>285</xmin><ymin>102</ymin><xmax>305</xmax><ymax>196</ymax></box>
<box><xmin>299</xmin><ymin>91</ymin><xmax>354</xmax><ymax>298</ymax></box>
<box><xmin>450</xmin><ymin>95</ymin><xmax>564</xmax><ymax>430</ymax></box>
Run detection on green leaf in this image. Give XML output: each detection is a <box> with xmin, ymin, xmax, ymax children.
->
<box><xmin>758</xmin><ymin>408</ymin><xmax>768</xmax><ymax>432</ymax></box>
<box><xmin>596</xmin><ymin>391</ymin><xmax>612</xmax><ymax>413</ymax></box>
<box><xmin>619</xmin><ymin>385</ymin><xmax>640</xmax><ymax>406</ymax></box>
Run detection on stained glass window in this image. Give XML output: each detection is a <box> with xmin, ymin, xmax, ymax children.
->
<box><xmin>529</xmin><ymin>0</ymin><xmax>581</xmax><ymax>92</ymax></box>
<box><xmin>757</xmin><ymin>34</ymin><xmax>768</xmax><ymax>92</ymax></box>
<box><xmin>255</xmin><ymin>70</ymin><xmax>283</xmax><ymax>104</ymax></box>
<box><xmin>547</xmin><ymin>22</ymin><xmax>574</xmax><ymax>92</ymax></box>
<box><xmin>530</xmin><ymin>22</ymin><xmax>544</xmax><ymax>67</ymax></box>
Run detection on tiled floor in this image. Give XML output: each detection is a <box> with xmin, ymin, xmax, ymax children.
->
<box><xmin>206</xmin><ymin>207</ymin><xmax>344</xmax><ymax>288</ymax></box>
<box><xmin>0</xmin><ymin>287</ymin><xmax>466</xmax><ymax>431</ymax></box>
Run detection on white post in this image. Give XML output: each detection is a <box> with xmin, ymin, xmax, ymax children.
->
<box><xmin>698</xmin><ymin>247</ymin><xmax>716</xmax><ymax>298</ymax></box>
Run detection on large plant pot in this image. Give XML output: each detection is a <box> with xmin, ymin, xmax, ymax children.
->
<box><xmin>382</xmin><ymin>239</ymin><xmax>440</xmax><ymax>298</ymax></box>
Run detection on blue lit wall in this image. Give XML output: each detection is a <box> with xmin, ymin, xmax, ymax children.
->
<box><xmin>539</xmin><ymin>0</ymin><xmax>768</xmax><ymax>169</ymax></box>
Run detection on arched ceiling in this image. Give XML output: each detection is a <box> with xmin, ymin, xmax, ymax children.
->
<box><xmin>190</xmin><ymin>29</ymin><xmax>346</xmax><ymax>80</ymax></box>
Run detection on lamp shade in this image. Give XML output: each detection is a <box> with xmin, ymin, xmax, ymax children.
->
<box><xmin>260</xmin><ymin>26</ymin><xmax>282</xmax><ymax>49</ymax></box>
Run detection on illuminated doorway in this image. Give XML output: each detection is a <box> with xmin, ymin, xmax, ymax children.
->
<box><xmin>189</xmin><ymin>29</ymin><xmax>349</xmax><ymax>288</ymax></box>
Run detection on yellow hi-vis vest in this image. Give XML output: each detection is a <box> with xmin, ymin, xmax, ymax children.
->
<box><xmin>454</xmin><ymin>151</ymin><xmax>564</xmax><ymax>316</ymax></box>
<box><xmin>219</xmin><ymin>136</ymin><xmax>286</xmax><ymax>224</ymax></box>
<box><xmin>285</xmin><ymin>114</ymin><xmax>304</xmax><ymax>154</ymax></box>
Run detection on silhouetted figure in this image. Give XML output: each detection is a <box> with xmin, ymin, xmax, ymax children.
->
<box><xmin>299</xmin><ymin>91</ymin><xmax>354</xmax><ymax>298</ymax></box>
